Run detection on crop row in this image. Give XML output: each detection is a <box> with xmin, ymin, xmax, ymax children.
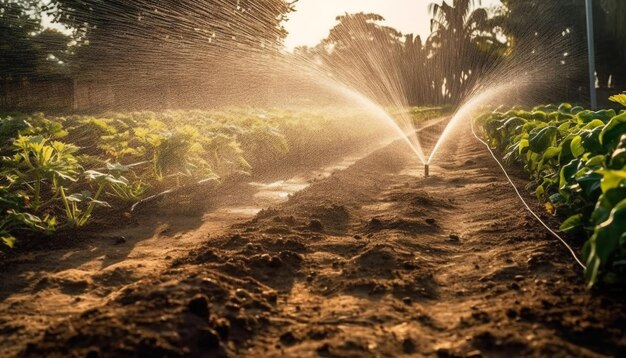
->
<box><xmin>478</xmin><ymin>94</ymin><xmax>626</xmax><ymax>287</ymax></box>
<box><xmin>0</xmin><ymin>107</ymin><xmax>440</xmax><ymax>249</ymax></box>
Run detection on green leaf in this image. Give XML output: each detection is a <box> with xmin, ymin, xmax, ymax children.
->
<box><xmin>609</xmin><ymin>93</ymin><xmax>626</xmax><ymax>107</ymax></box>
<box><xmin>549</xmin><ymin>192</ymin><xmax>566</xmax><ymax>205</ymax></box>
<box><xmin>557</xmin><ymin>121</ymin><xmax>571</xmax><ymax>134</ymax></box>
<box><xmin>10</xmin><ymin>211</ymin><xmax>43</xmax><ymax>225</ymax></box>
<box><xmin>582</xmin><ymin>119</ymin><xmax>606</xmax><ymax>131</ymax></box>
<box><xmin>585</xmin><ymin>199</ymin><xmax>626</xmax><ymax>287</ymax></box>
<box><xmin>594</xmin><ymin>110</ymin><xmax>617</xmax><ymax>122</ymax></box>
<box><xmin>580</xmin><ymin>127</ymin><xmax>604</xmax><ymax>154</ymax></box>
<box><xmin>599</xmin><ymin>170</ymin><xmax>626</xmax><ymax>193</ymax></box>
<box><xmin>558</xmin><ymin>136</ymin><xmax>575</xmax><ymax>165</ymax></box>
<box><xmin>585</xmin><ymin>155</ymin><xmax>605</xmax><ymax>168</ymax></box>
<box><xmin>529</xmin><ymin>126</ymin><xmax>558</xmax><ymax>153</ymax></box>
<box><xmin>84</xmin><ymin>170</ymin><xmax>129</xmax><ymax>186</ymax></box>
<box><xmin>543</xmin><ymin>146</ymin><xmax>561</xmax><ymax>160</ymax></box>
<box><xmin>66</xmin><ymin>191</ymin><xmax>92</xmax><ymax>203</ymax></box>
<box><xmin>535</xmin><ymin>184</ymin><xmax>545</xmax><ymax>198</ymax></box>
<box><xmin>576</xmin><ymin>171</ymin><xmax>602</xmax><ymax>197</ymax></box>
<box><xmin>52</xmin><ymin>170</ymin><xmax>77</xmax><ymax>182</ymax></box>
<box><xmin>560</xmin><ymin>159</ymin><xmax>581</xmax><ymax>189</ymax></box>
<box><xmin>2</xmin><ymin>236</ymin><xmax>16</xmax><ymax>248</ymax></box>
<box><xmin>560</xmin><ymin>214</ymin><xmax>583</xmax><ymax>233</ymax></box>
<box><xmin>591</xmin><ymin>187</ymin><xmax>626</xmax><ymax>224</ymax></box>
<box><xmin>518</xmin><ymin>139</ymin><xmax>529</xmax><ymax>154</ymax></box>
<box><xmin>611</xmin><ymin>148</ymin><xmax>626</xmax><ymax>169</ymax></box>
<box><xmin>558</xmin><ymin>103</ymin><xmax>572</xmax><ymax>113</ymax></box>
<box><xmin>498</xmin><ymin>117</ymin><xmax>526</xmax><ymax>133</ymax></box>
<box><xmin>600</xmin><ymin>112</ymin><xmax>626</xmax><ymax>151</ymax></box>
<box><xmin>570</xmin><ymin>136</ymin><xmax>585</xmax><ymax>158</ymax></box>
<box><xmin>89</xmin><ymin>199</ymin><xmax>112</xmax><ymax>208</ymax></box>
<box><xmin>576</xmin><ymin>110</ymin><xmax>595</xmax><ymax>123</ymax></box>
<box><xmin>106</xmin><ymin>162</ymin><xmax>131</xmax><ymax>172</ymax></box>
<box><xmin>532</xmin><ymin>111</ymin><xmax>547</xmax><ymax>121</ymax></box>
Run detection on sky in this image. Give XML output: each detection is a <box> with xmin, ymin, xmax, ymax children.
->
<box><xmin>284</xmin><ymin>0</ymin><xmax>502</xmax><ymax>50</ymax></box>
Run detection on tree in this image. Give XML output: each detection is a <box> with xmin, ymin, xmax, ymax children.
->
<box><xmin>299</xmin><ymin>6</ymin><xmax>506</xmax><ymax>107</ymax></box>
<box><xmin>49</xmin><ymin>0</ymin><xmax>296</xmax><ymax>78</ymax></box>
<box><xmin>400</xmin><ymin>34</ymin><xmax>429</xmax><ymax>104</ymax></box>
<box><xmin>427</xmin><ymin>0</ymin><xmax>507</xmax><ymax>103</ymax></box>
<box><xmin>309</xmin><ymin>12</ymin><xmax>412</xmax><ymax>106</ymax></box>
<box><xmin>0</xmin><ymin>0</ymin><xmax>40</xmax><ymax>79</ymax></box>
<box><xmin>0</xmin><ymin>0</ymin><xmax>72</xmax><ymax>80</ymax></box>
<box><xmin>499</xmin><ymin>0</ymin><xmax>587</xmax><ymax>101</ymax></box>
<box><xmin>32</xmin><ymin>29</ymin><xmax>74</xmax><ymax>76</ymax></box>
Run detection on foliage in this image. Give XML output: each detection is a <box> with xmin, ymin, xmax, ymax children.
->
<box><xmin>298</xmin><ymin>3</ymin><xmax>508</xmax><ymax>107</ymax></box>
<box><xmin>500</xmin><ymin>0</ymin><xmax>626</xmax><ymax>91</ymax></box>
<box><xmin>478</xmin><ymin>99</ymin><xmax>626</xmax><ymax>287</ymax></box>
<box><xmin>609</xmin><ymin>93</ymin><xmax>626</xmax><ymax>108</ymax></box>
<box><xmin>1</xmin><ymin>107</ymin><xmax>430</xmax><ymax>248</ymax></box>
<box><xmin>297</xmin><ymin>13</ymin><xmax>408</xmax><ymax>105</ymax></box>
<box><xmin>428</xmin><ymin>0</ymin><xmax>507</xmax><ymax>102</ymax></box>
<box><xmin>0</xmin><ymin>0</ymin><xmax>72</xmax><ymax>79</ymax></box>
<box><xmin>48</xmin><ymin>0</ymin><xmax>295</xmax><ymax>77</ymax></box>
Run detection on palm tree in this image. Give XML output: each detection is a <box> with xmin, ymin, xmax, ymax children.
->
<box><xmin>427</xmin><ymin>0</ymin><xmax>506</xmax><ymax>104</ymax></box>
<box><xmin>401</xmin><ymin>34</ymin><xmax>428</xmax><ymax>104</ymax></box>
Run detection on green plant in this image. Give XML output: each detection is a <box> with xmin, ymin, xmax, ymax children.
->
<box><xmin>478</xmin><ymin>99</ymin><xmax>626</xmax><ymax>287</ymax></box>
<box><xmin>5</xmin><ymin>135</ymin><xmax>80</xmax><ymax>211</ymax></box>
<box><xmin>2</xmin><ymin>107</ymin><xmax>437</xmax><ymax>248</ymax></box>
<box><xmin>102</xmin><ymin>163</ymin><xmax>146</xmax><ymax>202</ymax></box>
<box><xmin>59</xmin><ymin>170</ymin><xmax>129</xmax><ymax>227</ymax></box>
<box><xmin>0</xmin><ymin>133</ymin><xmax>132</xmax><ymax>243</ymax></box>
<box><xmin>609</xmin><ymin>93</ymin><xmax>626</xmax><ymax>107</ymax></box>
<box><xmin>0</xmin><ymin>185</ymin><xmax>57</xmax><ymax>248</ymax></box>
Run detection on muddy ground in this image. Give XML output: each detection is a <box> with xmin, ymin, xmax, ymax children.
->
<box><xmin>1</xmin><ymin>119</ymin><xmax>625</xmax><ymax>357</ymax></box>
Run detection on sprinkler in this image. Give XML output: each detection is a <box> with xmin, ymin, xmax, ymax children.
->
<box><xmin>424</xmin><ymin>164</ymin><xmax>429</xmax><ymax>177</ymax></box>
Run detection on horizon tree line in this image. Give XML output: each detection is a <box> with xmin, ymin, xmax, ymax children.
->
<box><xmin>1</xmin><ymin>0</ymin><xmax>625</xmax><ymax>108</ymax></box>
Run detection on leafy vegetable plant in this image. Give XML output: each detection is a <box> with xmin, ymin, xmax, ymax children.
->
<box><xmin>2</xmin><ymin>107</ymin><xmax>433</xmax><ymax>248</ymax></box>
<box><xmin>478</xmin><ymin>96</ymin><xmax>626</xmax><ymax>287</ymax></box>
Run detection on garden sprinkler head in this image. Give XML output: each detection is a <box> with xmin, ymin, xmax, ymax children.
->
<box><xmin>424</xmin><ymin>164</ymin><xmax>429</xmax><ymax>177</ymax></box>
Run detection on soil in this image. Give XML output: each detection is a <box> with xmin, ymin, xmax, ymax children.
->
<box><xmin>1</xmin><ymin>119</ymin><xmax>625</xmax><ymax>357</ymax></box>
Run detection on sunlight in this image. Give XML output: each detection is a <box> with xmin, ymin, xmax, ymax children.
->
<box><xmin>285</xmin><ymin>0</ymin><xmax>502</xmax><ymax>50</ymax></box>
<box><xmin>1</xmin><ymin>0</ymin><xmax>625</xmax><ymax>356</ymax></box>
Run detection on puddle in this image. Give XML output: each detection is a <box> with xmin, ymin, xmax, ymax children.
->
<box><xmin>362</xmin><ymin>202</ymin><xmax>395</xmax><ymax>212</ymax></box>
<box><xmin>218</xmin><ymin>207</ymin><xmax>263</xmax><ymax>216</ymax></box>
<box><xmin>221</xmin><ymin>150</ymin><xmax>381</xmax><ymax>217</ymax></box>
<box><xmin>250</xmin><ymin>180</ymin><xmax>309</xmax><ymax>201</ymax></box>
<box><xmin>223</xmin><ymin>119</ymin><xmax>446</xmax><ymax>217</ymax></box>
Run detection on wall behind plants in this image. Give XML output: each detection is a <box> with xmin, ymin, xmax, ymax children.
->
<box><xmin>0</xmin><ymin>79</ymin><xmax>75</xmax><ymax>112</ymax></box>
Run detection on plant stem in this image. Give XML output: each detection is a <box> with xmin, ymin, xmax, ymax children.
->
<box><xmin>79</xmin><ymin>183</ymin><xmax>106</xmax><ymax>226</ymax></box>
<box><xmin>33</xmin><ymin>173</ymin><xmax>41</xmax><ymax>211</ymax></box>
<box><xmin>59</xmin><ymin>186</ymin><xmax>74</xmax><ymax>224</ymax></box>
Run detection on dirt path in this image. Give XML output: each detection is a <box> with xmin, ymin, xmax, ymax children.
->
<box><xmin>0</xmin><ymin>118</ymin><xmax>445</xmax><ymax>357</ymax></box>
<box><xmin>2</xmin><ymin>120</ymin><xmax>625</xmax><ymax>357</ymax></box>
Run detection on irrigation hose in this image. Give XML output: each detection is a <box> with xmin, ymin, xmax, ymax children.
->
<box><xmin>469</xmin><ymin>119</ymin><xmax>586</xmax><ymax>270</ymax></box>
